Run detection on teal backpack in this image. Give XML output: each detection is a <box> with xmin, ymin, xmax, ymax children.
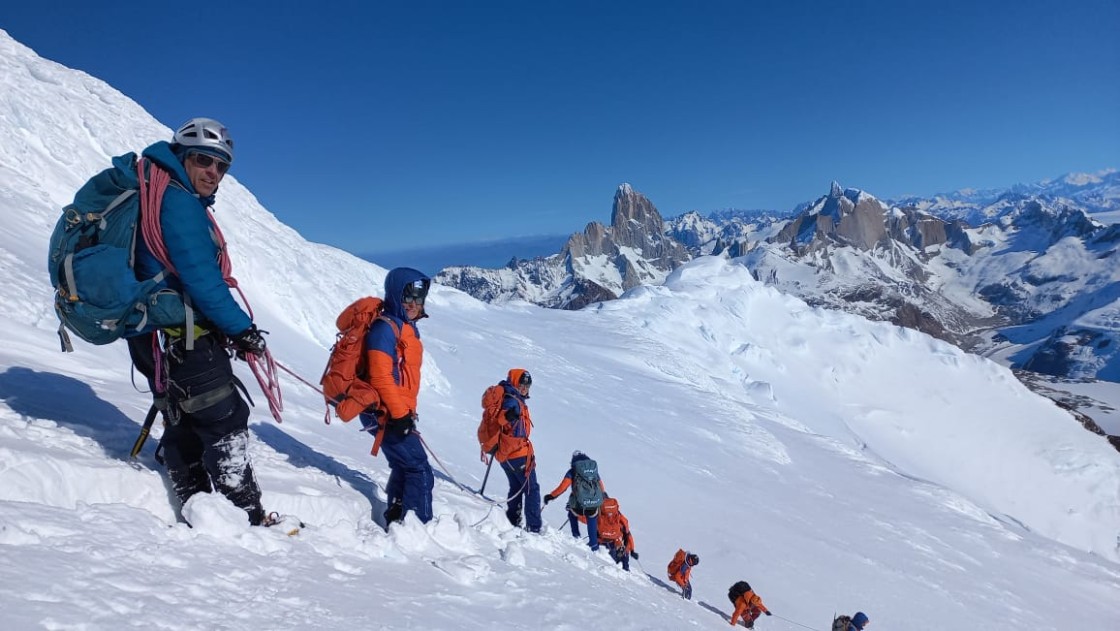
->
<box><xmin>47</xmin><ymin>156</ymin><xmax>185</xmax><ymax>351</ymax></box>
<box><xmin>569</xmin><ymin>458</ymin><xmax>605</xmax><ymax>512</ymax></box>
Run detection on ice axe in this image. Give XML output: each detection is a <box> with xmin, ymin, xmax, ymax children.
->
<box><xmin>129</xmin><ymin>404</ymin><xmax>159</xmax><ymax>459</ymax></box>
<box><xmin>478</xmin><ymin>448</ymin><xmax>497</xmax><ymax>495</ymax></box>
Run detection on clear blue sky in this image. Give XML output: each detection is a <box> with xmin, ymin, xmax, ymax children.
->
<box><xmin>3</xmin><ymin>1</ymin><xmax>1118</xmax><ymax>256</ymax></box>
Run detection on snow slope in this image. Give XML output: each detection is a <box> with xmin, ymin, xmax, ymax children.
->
<box><xmin>1</xmin><ymin>30</ymin><xmax>1119</xmax><ymax>631</ymax></box>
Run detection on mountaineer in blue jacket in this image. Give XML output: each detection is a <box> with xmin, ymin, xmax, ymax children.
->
<box><xmin>544</xmin><ymin>451</ymin><xmax>606</xmax><ymax>550</ymax></box>
<box><xmin>359</xmin><ymin>267</ymin><xmax>434</xmax><ymax>525</ymax></box>
<box><xmin>105</xmin><ymin>118</ymin><xmax>271</xmax><ymax>526</ymax></box>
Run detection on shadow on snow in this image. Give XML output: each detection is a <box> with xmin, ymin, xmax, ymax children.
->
<box><xmin>0</xmin><ymin>365</ymin><xmax>146</xmax><ymax>461</ymax></box>
<box><xmin>252</xmin><ymin>422</ymin><xmax>390</xmax><ymax>527</ymax></box>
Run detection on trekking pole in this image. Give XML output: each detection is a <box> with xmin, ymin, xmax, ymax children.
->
<box><xmin>129</xmin><ymin>404</ymin><xmax>159</xmax><ymax>459</ymax></box>
<box><xmin>479</xmin><ymin>454</ymin><xmax>495</xmax><ymax>495</ymax></box>
<box><xmin>771</xmin><ymin>614</ymin><xmax>824</xmax><ymax>631</ymax></box>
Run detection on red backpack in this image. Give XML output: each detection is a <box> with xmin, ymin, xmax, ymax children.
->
<box><xmin>597</xmin><ymin>497</ymin><xmax>623</xmax><ymax>542</ymax></box>
<box><xmin>320</xmin><ymin>297</ymin><xmax>400</xmax><ymax>424</ymax></box>
<box><xmin>477</xmin><ymin>384</ymin><xmax>506</xmax><ymax>456</ymax></box>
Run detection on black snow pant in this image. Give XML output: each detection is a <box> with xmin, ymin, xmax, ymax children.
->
<box><xmin>128</xmin><ymin>331</ymin><xmax>265</xmax><ymax>526</ymax></box>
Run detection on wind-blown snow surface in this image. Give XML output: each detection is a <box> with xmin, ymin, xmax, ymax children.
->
<box><xmin>1</xmin><ymin>30</ymin><xmax>1119</xmax><ymax>631</ymax></box>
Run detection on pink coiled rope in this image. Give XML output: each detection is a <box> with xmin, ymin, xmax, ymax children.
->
<box><xmin>137</xmin><ymin>158</ymin><xmax>284</xmax><ymax>423</ymax></box>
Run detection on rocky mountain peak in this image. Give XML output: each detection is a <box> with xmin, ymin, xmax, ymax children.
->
<box><xmin>438</xmin><ymin>184</ymin><xmax>691</xmax><ymax>309</ymax></box>
<box><xmin>774</xmin><ymin>183</ymin><xmax>893</xmax><ymax>252</ymax></box>
<box><xmin>610</xmin><ymin>183</ymin><xmax>667</xmax><ymax>248</ymax></box>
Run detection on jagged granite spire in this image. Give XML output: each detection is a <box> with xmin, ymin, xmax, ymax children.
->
<box><xmin>437</xmin><ymin>184</ymin><xmax>692</xmax><ymax>309</ymax></box>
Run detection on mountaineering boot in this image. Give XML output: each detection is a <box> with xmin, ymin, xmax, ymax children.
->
<box><xmin>261</xmin><ymin>511</ymin><xmax>304</xmax><ymax>536</ymax></box>
<box><xmin>246</xmin><ymin>505</ymin><xmax>268</xmax><ymax>526</ymax></box>
<box><xmin>505</xmin><ymin>506</ymin><xmax>523</xmax><ymax>528</ymax></box>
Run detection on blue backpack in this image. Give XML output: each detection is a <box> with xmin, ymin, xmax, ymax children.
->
<box><xmin>47</xmin><ymin>158</ymin><xmax>185</xmax><ymax>351</ymax></box>
<box><xmin>569</xmin><ymin>458</ymin><xmax>605</xmax><ymax>512</ymax></box>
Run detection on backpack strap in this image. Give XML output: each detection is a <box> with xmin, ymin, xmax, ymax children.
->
<box><xmin>379</xmin><ymin>314</ymin><xmax>404</xmax><ymax>351</ymax></box>
<box><xmin>183</xmin><ymin>293</ymin><xmax>196</xmax><ymax>350</ymax></box>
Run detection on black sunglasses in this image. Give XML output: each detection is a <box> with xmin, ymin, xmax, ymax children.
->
<box><xmin>190</xmin><ymin>152</ymin><xmax>230</xmax><ymax>174</ymax></box>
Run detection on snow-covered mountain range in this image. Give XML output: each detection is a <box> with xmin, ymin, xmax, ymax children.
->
<box><xmin>2</xmin><ymin>29</ymin><xmax>1119</xmax><ymax>631</ymax></box>
<box><xmin>890</xmin><ymin>169</ymin><xmax>1120</xmax><ymax>226</ymax></box>
<box><xmin>440</xmin><ymin>178</ymin><xmax>1120</xmax><ymax>383</ymax></box>
<box><xmin>740</xmin><ymin>182</ymin><xmax>1120</xmax><ymax>382</ymax></box>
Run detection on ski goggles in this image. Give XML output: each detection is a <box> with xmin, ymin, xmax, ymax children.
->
<box><xmin>402</xmin><ymin>278</ymin><xmax>430</xmax><ymax>305</ymax></box>
<box><xmin>189</xmin><ymin>152</ymin><xmax>231</xmax><ymax>174</ymax></box>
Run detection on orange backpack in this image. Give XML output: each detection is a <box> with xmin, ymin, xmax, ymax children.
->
<box><xmin>477</xmin><ymin>384</ymin><xmax>507</xmax><ymax>456</ymax></box>
<box><xmin>320</xmin><ymin>297</ymin><xmax>400</xmax><ymax>424</ymax></box>
<box><xmin>597</xmin><ymin>497</ymin><xmax>623</xmax><ymax>542</ymax></box>
<box><xmin>668</xmin><ymin>548</ymin><xmax>687</xmax><ymax>578</ymax></box>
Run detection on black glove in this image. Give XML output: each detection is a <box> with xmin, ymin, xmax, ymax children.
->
<box><xmin>386</xmin><ymin>412</ymin><xmax>417</xmax><ymax>436</ymax></box>
<box><xmin>543</xmin><ymin>494</ymin><xmax>555</xmax><ymax>505</ymax></box>
<box><xmin>230</xmin><ymin>324</ymin><xmax>267</xmax><ymax>357</ymax></box>
<box><xmin>504</xmin><ymin>407</ymin><xmax>518</xmax><ymax>422</ymax></box>
<box><xmin>764</xmin><ymin>611</ymin><xmax>772</xmax><ymax>616</ymax></box>
<box><xmin>630</xmin><ymin>551</ymin><xmax>639</xmax><ymax>560</ymax></box>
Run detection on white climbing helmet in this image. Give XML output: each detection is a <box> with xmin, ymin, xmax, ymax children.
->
<box><xmin>173</xmin><ymin>117</ymin><xmax>234</xmax><ymax>162</ymax></box>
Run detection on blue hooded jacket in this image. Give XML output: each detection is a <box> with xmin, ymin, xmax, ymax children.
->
<box><xmin>371</xmin><ymin>266</ymin><xmax>432</xmax><ymax>358</ymax></box>
<box><xmin>849</xmin><ymin>612</ymin><xmax>869</xmax><ymax>630</ymax></box>
<box><xmin>129</xmin><ymin>141</ymin><xmax>251</xmax><ymax>335</ymax></box>
<box><xmin>379</xmin><ymin>267</ymin><xmax>429</xmax><ymax>326</ymax></box>
<box><xmin>365</xmin><ymin>267</ymin><xmax>430</xmax><ymax>384</ymax></box>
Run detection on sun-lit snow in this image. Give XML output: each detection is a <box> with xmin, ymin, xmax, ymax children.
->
<box><xmin>1</xmin><ymin>29</ymin><xmax>1119</xmax><ymax>631</ymax></box>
